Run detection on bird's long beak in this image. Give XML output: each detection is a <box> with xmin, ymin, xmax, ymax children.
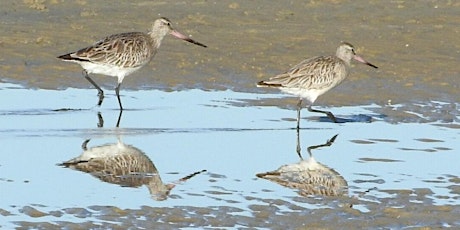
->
<box><xmin>353</xmin><ymin>55</ymin><xmax>378</xmax><ymax>69</ymax></box>
<box><xmin>170</xmin><ymin>30</ymin><xmax>207</xmax><ymax>48</ymax></box>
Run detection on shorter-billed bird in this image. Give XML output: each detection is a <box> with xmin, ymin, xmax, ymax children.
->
<box><xmin>257</xmin><ymin>42</ymin><xmax>378</xmax><ymax>127</ymax></box>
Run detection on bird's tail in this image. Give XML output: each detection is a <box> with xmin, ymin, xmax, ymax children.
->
<box><xmin>256</xmin><ymin>80</ymin><xmax>282</xmax><ymax>88</ymax></box>
<box><xmin>57</xmin><ymin>53</ymin><xmax>88</xmax><ymax>62</ymax></box>
<box><xmin>57</xmin><ymin>52</ymin><xmax>75</xmax><ymax>60</ymax></box>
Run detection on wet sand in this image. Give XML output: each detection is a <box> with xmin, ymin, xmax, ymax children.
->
<box><xmin>1</xmin><ymin>0</ymin><xmax>459</xmax><ymax>105</ymax></box>
<box><xmin>1</xmin><ymin>0</ymin><xmax>460</xmax><ymax>229</ymax></box>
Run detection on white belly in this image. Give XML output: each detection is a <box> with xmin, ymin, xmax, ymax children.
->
<box><xmin>280</xmin><ymin>87</ymin><xmax>331</xmax><ymax>104</ymax></box>
<box><xmin>78</xmin><ymin>61</ymin><xmax>143</xmax><ymax>83</ymax></box>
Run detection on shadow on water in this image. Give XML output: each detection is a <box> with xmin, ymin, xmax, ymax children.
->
<box><xmin>315</xmin><ymin>114</ymin><xmax>374</xmax><ymax>123</ymax></box>
<box><xmin>257</xmin><ymin>131</ymin><xmax>348</xmax><ymax>197</ymax></box>
<box><xmin>307</xmin><ymin>113</ymin><xmax>389</xmax><ymax>123</ymax></box>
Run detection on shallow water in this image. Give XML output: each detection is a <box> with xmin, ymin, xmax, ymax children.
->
<box><xmin>1</xmin><ymin>84</ymin><xmax>459</xmax><ymax>229</ymax></box>
<box><xmin>1</xmin><ymin>0</ymin><xmax>460</xmax><ymax>229</ymax></box>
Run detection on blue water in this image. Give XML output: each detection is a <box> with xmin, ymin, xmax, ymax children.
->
<box><xmin>1</xmin><ymin>83</ymin><xmax>459</xmax><ymax>228</ymax></box>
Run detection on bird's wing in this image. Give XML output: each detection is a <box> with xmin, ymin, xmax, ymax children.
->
<box><xmin>70</xmin><ymin>32</ymin><xmax>152</xmax><ymax>68</ymax></box>
<box><xmin>259</xmin><ymin>56</ymin><xmax>342</xmax><ymax>90</ymax></box>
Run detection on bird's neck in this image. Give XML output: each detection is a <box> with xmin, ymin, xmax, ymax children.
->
<box><xmin>336</xmin><ymin>53</ymin><xmax>352</xmax><ymax>66</ymax></box>
<box><xmin>148</xmin><ymin>31</ymin><xmax>166</xmax><ymax>50</ymax></box>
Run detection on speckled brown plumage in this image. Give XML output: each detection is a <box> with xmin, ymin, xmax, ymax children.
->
<box><xmin>257</xmin><ymin>42</ymin><xmax>377</xmax><ymax>125</ymax></box>
<box><xmin>58</xmin><ymin>17</ymin><xmax>206</xmax><ymax>110</ymax></box>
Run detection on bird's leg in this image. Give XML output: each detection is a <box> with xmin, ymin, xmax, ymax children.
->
<box><xmin>115</xmin><ymin>83</ymin><xmax>123</xmax><ymax>110</ymax></box>
<box><xmin>296</xmin><ymin>127</ymin><xmax>302</xmax><ymax>159</ymax></box>
<box><xmin>97</xmin><ymin>112</ymin><xmax>104</xmax><ymax>128</ymax></box>
<box><xmin>307</xmin><ymin>105</ymin><xmax>338</xmax><ymax>123</ymax></box>
<box><xmin>82</xmin><ymin>70</ymin><xmax>104</xmax><ymax>106</ymax></box>
<box><xmin>296</xmin><ymin>98</ymin><xmax>303</xmax><ymax>130</ymax></box>
<box><xmin>178</xmin><ymin>169</ymin><xmax>207</xmax><ymax>183</ymax></box>
<box><xmin>81</xmin><ymin>139</ymin><xmax>91</xmax><ymax>151</ymax></box>
<box><xmin>306</xmin><ymin>134</ymin><xmax>338</xmax><ymax>157</ymax></box>
<box><xmin>116</xmin><ymin>110</ymin><xmax>123</xmax><ymax>128</ymax></box>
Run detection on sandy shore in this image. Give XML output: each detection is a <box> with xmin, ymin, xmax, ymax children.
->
<box><xmin>1</xmin><ymin>0</ymin><xmax>459</xmax><ymax>107</ymax></box>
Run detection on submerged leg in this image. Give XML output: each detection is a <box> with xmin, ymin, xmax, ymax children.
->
<box><xmin>97</xmin><ymin>112</ymin><xmax>104</xmax><ymax>128</ymax></box>
<box><xmin>296</xmin><ymin>127</ymin><xmax>302</xmax><ymax>159</ymax></box>
<box><xmin>83</xmin><ymin>70</ymin><xmax>104</xmax><ymax>106</ymax></box>
<box><xmin>296</xmin><ymin>99</ymin><xmax>302</xmax><ymax>130</ymax></box>
<box><xmin>307</xmin><ymin>105</ymin><xmax>338</xmax><ymax>123</ymax></box>
<box><xmin>81</xmin><ymin>139</ymin><xmax>91</xmax><ymax>151</ymax></box>
<box><xmin>116</xmin><ymin>110</ymin><xmax>123</xmax><ymax>128</ymax></box>
<box><xmin>115</xmin><ymin>83</ymin><xmax>123</xmax><ymax>110</ymax></box>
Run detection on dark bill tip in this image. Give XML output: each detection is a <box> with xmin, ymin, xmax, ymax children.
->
<box><xmin>184</xmin><ymin>37</ymin><xmax>207</xmax><ymax>48</ymax></box>
<box><xmin>366</xmin><ymin>62</ymin><xmax>378</xmax><ymax>69</ymax></box>
<box><xmin>170</xmin><ymin>30</ymin><xmax>207</xmax><ymax>48</ymax></box>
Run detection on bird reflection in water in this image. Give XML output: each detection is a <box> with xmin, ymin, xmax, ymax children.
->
<box><xmin>59</xmin><ymin>139</ymin><xmax>206</xmax><ymax>201</ymax></box>
<box><xmin>96</xmin><ymin>111</ymin><xmax>122</xmax><ymax>128</ymax></box>
<box><xmin>257</xmin><ymin>133</ymin><xmax>348</xmax><ymax>197</ymax></box>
